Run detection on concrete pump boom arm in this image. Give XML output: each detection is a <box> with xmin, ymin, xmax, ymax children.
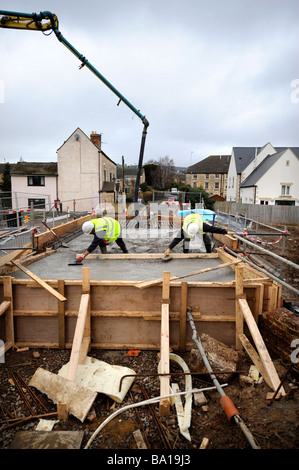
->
<box><xmin>0</xmin><ymin>10</ymin><xmax>149</xmax><ymax>203</ymax></box>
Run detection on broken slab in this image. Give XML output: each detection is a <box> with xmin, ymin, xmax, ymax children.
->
<box><xmin>189</xmin><ymin>333</ymin><xmax>239</xmax><ymax>382</ymax></box>
<box><xmin>10</xmin><ymin>431</ymin><xmax>84</xmax><ymax>449</ymax></box>
<box><xmin>29</xmin><ymin>367</ymin><xmax>97</xmax><ymax>422</ymax></box>
<box><xmin>58</xmin><ymin>356</ymin><xmax>136</xmax><ymax>403</ymax></box>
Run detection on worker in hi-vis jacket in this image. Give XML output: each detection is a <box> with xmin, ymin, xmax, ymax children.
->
<box><xmin>76</xmin><ymin>217</ymin><xmax>128</xmax><ymax>263</ymax></box>
<box><xmin>163</xmin><ymin>212</ymin><xmax>227</xmax><ymax>258</ymax></box>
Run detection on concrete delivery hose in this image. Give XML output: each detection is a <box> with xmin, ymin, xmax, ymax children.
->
<box><xmin>186</xmin><ymin>307</ymin><xmax>260</xmax><ymax>449</ymax></box>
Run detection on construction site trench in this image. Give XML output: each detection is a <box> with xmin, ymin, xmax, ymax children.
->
<box><xmin>0</xmin><ymin>220</ymin><xmax>298</xmax><ymax>452</ymax></box>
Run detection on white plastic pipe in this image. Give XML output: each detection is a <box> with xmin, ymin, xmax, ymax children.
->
<box><xmin>84</xmin><ymin>384</ymin><xmax>227</xmax><ymax>449</ymax></box>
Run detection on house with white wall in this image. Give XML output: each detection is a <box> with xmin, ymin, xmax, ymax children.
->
<box><xmin>10</xmin><ymin>161</ymin><xmax>58</xmax><ymax>211</ymax></box>
<box><xmin>227</xmin><ymin>143</ymin><xmax>299</xmax><ymax>203</ymax></box>
<box><xmin>57</xmin><ymin>128</ymin><xmax>117</xmax><ymax>212</ymax></box>
<box><xmin>240</xmin><ymin>148</ymin><xmax>299</xmax><ymax>206</ymax></box>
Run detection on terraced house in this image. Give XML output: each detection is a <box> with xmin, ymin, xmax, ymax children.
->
<box><xmin>10</xmin><ymin>161</ymin><xmax>58</xmax><ymax>211</ymax></box>
<box><xmin>186</xmin><ymin>155</ymin><xmax>231</xmax><ymax>200</ymax></box>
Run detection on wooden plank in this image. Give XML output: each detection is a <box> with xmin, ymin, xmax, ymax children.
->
<box><xmin>254</xmin><ymin>284</ymin><xmax>264</xmax><ymax>321</ymax></box>
<box><xmin>179</xmin><ymin>282</ymin><xmax>188</xmax><ymax>352</ymax></box>
<box><xmin>11</xmin><ymin>261</ymin><xmax>67</xmax><ymax>302</ymax></box>
<box><xmin>235</xmin><ymin>264</ymin><xmax>244</xmax><ymax>351</ymax></box>
<box><xmin>199</xmin><ymin>437</ymin><xmax>210</xmax><ymax>449</ymax></box>
<box><xmin>133</xmin><ymin>429</ymin><xmax>147</xmax><ymax>449</ymax></box>
<box><xmin>67</xmin><ymin>293</ymin><xmax>90</xmax><ymax>382</ymax></box>
<box><xmin>0</xmin><ymin>300</ymin><xmax>11</xmax><ymax>316</ymax></box>
<box><xmin>238</xmin><ymin>334</ymin><xmax>272</xmax><ymax>389</ymax></box>
<box><xmin>137</xmin><ymin>260</ymin><xmax>241</xmax><ymax>289</ymax></box>
<box><xmin>82</xmin><ymin>252</ymin><xmax>219</xmax><ymax>260</ymax></box>
<box><xmin>57</xmin><ymin>280</ymin><xmax>65</xmax><ymax>349</ymax></box>
<box><xmin>3</xmin><ymin>276</ymin><xmax>14</xmax><ymax>348</ymax></box>
<box><xmin>216</xmin><ymin>248</ymin><xmax>267</xmax><ymax>280</ymax></box>
<box><xmin>79</xmin><ymin>267</ymin><xmax>91</xmax><ymax>364</ymax></box>
<box><xmin>0</xmin><ymin>246</ymin><xmax>31</xmax><ymax>268</ymax></box>
<box><xmin>238</xmin><ymin>298</ymin><xmax>285</xmax><ymax>395</ymax></box>
<box><xmin>160</xmin><ymin>271</ymin><xmax>171</xmax><ymax>416</ymax></box>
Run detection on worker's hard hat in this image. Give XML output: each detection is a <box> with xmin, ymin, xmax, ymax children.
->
<box><xmin>82</xmin><ymin>221</ymin><xmax>94</xmax><ymax>234</ymax></box>
<box><xmin>186</xmin><ymin>222</ymin><xmax>200</xmax><ymax>237</ymax></box>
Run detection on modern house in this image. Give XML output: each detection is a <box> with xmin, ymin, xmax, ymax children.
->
<box><xmin>240</xmin><ymin>148</ymin><xmax>299</xmax><ymax>206</ymax></box>
<box><xmin>10</xmin><ymin>161</ymin><xmax>58</xmax><ymax>211</ymax></box>
<box><xmin>226</xmin><ymin>143</ymin><xmax>299</xmax><ymax>204</ymax></box>
<box><xmin>186</xmin><ymin>155</ymin><xmax>231</xmax><ymax>200</ymax></box>
<box><xmin>57</xmin><ymin>128</ymin><xmax>117</xmax><ymax>212</ymax></box>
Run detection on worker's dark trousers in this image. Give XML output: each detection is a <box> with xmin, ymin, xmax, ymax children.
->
<box><xmin>115</xmin><ymin>237</ymin><xmax>128</xmax><ymax>253</ymax></box>
<box><xmin>183</xmin><ymin>234</ymin><xmax>212</xmax><ymax>253</ymax></box>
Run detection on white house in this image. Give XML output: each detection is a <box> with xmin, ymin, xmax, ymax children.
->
<box><xmin>240</xmin><ymin>148</ymin><xmax>299</xmax><ymax>206</ymax></box>
<box><xmin>57</xmin><ymin>128</ymin><xmax>117</xmax><ymax>212</ymax></box>
<box><xmin>10</xmin><ymin>161</ymin><xmax>58</xmax><ymax>211</ymax></box>
<box><xmin>227</xmin><ymin>143</ymin><xmax>299</xmax><ymax>204</ymax></box>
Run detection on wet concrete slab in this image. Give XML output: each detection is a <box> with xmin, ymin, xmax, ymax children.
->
<box><xmin>11</xmin><ymin>251</ymin><xmax>235</xmax><ymax>282</ymax></box>
<box><xmin>11</xmin><ymin>232</ymin><xmax>236</xmax><ymax>282</ymax></box>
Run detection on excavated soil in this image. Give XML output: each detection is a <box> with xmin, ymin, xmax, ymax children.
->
<box><xmin>0</xmin><ymin>223</ymin><xmax>298</xmax><ymax>453</ymax></box>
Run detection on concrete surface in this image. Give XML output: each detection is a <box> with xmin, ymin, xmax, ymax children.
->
<box><xmin>11</xmin><ymin>231</ymin><xmax>235</xmax><ymax>282</ymax></box>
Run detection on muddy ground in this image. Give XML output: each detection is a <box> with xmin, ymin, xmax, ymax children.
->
<box><xmin>0</xmin><ymin>223</ymin><xmax>298</xmax><ymax>452</ymax></box>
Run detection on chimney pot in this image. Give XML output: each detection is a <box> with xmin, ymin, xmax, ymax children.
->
<box><xmin>90</xmin><ymin>131</ymin><xmax>101</xmax><ymax>147</ymax></box>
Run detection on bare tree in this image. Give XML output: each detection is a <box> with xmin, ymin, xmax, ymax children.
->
<box><xmin>146</xmin><ymin>156</ymin><xmax>175</xmax><ymax>190</ymax></box>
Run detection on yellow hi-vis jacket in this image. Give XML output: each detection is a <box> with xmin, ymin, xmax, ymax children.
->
<box><xmin>182</xmin><ymin>213</ymin><xmax>204</xmax><ymax>238</ymax></box>
<box><xmin>91</xmin><ymin>217</ymin><xmax>121</xmax><ymax>242</ymax></box>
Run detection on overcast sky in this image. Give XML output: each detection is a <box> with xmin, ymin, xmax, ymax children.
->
<box><xmin>0</xmin><ymin>0</ymin><xmax>298</xmax><ymax>168</ymax></box>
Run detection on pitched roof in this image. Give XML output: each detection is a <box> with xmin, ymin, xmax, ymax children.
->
<box><xmin>187</xmin><ymin>155</ymin><xmax>231</xmax><ymax>174</ymax></box>
<box><xmin>116</xmin><ymin>167</ymin><xmax>144</xmax><ymax>178</ymax></box>
<box><xmin>233</xmin><ymin>147</ymin><xmax>262</xmax><ymax>173</ymax></box>
<box><xmin>233</xmin><ymin>146</ymin><xmax>299</xmax><ymax>174</ymax></box>
<box><xmin>240</xmin><ymin>150</ymin><xmax>286</xmax><ymax>187</ymax></box>
<box><xmin>11</xmin><ymin>161</ymin><xmax>57</xmax><ymax>175</ymax></box>
<box><xmin>57</xmin><ymin>127</ymin><xmax>117</xmax><ymax>166</ymax></box>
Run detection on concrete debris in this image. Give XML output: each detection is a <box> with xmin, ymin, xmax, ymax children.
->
<box><xmin>189</xmin><ymin>333</ymin><xmax>239</xmax><ymax>382</ymax></box>
<box><xmin>193</xmin><ymin>391</ymin><xmax>208</xmax><ymax>406</ymax></box>
<box><xmin>10</xmin><ymin>431</ymin><xmax>84</xmax><ymax>449</ymax></box>
<box><xmin>239</xmin><ymin>374</ymin><xmax>254</xmax><ymax>387</ymax></box>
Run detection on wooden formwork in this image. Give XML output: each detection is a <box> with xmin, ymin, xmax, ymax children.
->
<box><xmin>0</xmin><ymin>248</ymin><xmax>280</xmax><ymax>351</ymax></box>
<box><xmin>0</xmin><ymin>245</ymin><xmax>286</xmax><ymax>396</ymax></box>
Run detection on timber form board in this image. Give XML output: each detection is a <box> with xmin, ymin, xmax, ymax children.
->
<box><xmin>0</xmin><ymin>248</ymin><xmax>281</xmax><ymax>352</ymax></box>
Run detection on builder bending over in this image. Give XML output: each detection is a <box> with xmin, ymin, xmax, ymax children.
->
<box><xmin>164</xmin><ymin>212</ymin><xmax>227</xmax><ymax>258</ymax></box>
<box><xmin>76</xmin><ymin>216</ymin><xmax>128</xmax><ymax>263</ymax></box>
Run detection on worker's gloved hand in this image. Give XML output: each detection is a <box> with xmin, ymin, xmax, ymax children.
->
<box><xmin>164</xmin><ymin>248</ymin><xmax>171</xmax><ymax>258</ymax></box>
<box><xmin>76</xmin><ymin>256</ymin><xmax>84</xmax><ymax>263</ymax></box>
<box><xmin>101</xmin><ymin>239</ymin><xmax>109</xmax><ymax>246</ymax></box>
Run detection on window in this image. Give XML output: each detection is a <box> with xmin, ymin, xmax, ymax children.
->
<box><xmin>260</xmin><ymin>200</ymin><xmax>269</xmax><ymax>205</ymax></box>
<box><xmin>28</xmin><ymin>175</ymin><xmax>45</xmax><ymax>186</ymax></box>
<box><xmin>215</xmin><ymin>173</ymin><xmax>219</xmax><ymax>179</ymax></box>
<box><xmin>205</xmin><ymin>174</ymin><xmax>209</xmax><ymax>179</ymax></box>
<box><xmin>281</xmin><ymin>185</ymin><xmax>290</xmax><ymax>195</ymax></box>
<box><xmin>193</xmin><ymin>174</ymin><xmax>197</xmax><ymax>179</ymax></box>
<box><xmin>205</xmin><ymin>182</ymin><xmax>209</xmax><ymax>189</ymax></box>
<box><xmin>28</xmin><ymin>198</ymin><xmax>45</xmax><ymax>209</ymax></box>
<box><xmin>214</xmin><ymin>182</ymin><xmax>219</xmax><ymax>190</ymax></box>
